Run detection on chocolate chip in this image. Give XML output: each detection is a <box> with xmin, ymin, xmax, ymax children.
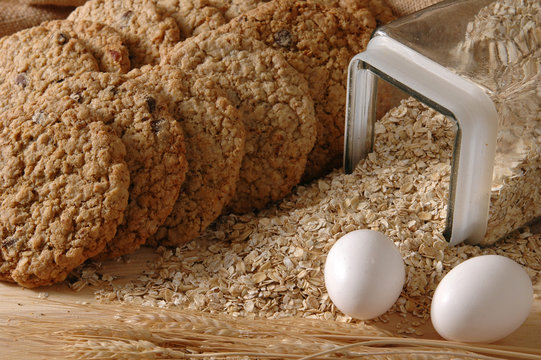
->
<box><xmin>14</xmin><ymin>73</ymin><xmax>28</xmax><ymax>88</ymax></box>
<box><xmin>274</xmin><ymin>29</ymin><xmax>293</xmax><ymax>48</ymax></box>
<box><xmin>151</xmin><ymin>119</ymin><xmax>164</xmax><ymax>134</ymax></box>
<box><xmin>56</xmin><ymin>32</ymin><xmax>68</xmax><ymax>45</ymax></box>
<box><xmin>146</xmin><ymin>96</ymin><xmax>156</xmax><ymax>113</ymax></box>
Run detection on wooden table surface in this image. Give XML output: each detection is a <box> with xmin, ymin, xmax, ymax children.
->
<box><xmin>1</xmin><ymin>246</ymin><xmax>540</xmax><ymax>358</ymax></box>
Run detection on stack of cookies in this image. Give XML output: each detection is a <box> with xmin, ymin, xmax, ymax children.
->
<box><xmin>0</xmin><ymin>0</ymin><xmax>391</xmax><ymax>287</ymax></box>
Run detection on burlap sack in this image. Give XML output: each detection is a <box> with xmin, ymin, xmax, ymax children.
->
<box><xmin>0</xmin><ymin>0</ymin><xmax>444</xmax><ymax>38</ymax></box>
<box><xmin>389</xmin><ymin>0</ymin><xmax>442</xmax><ymax>16</ymax></box>
<box><xmin>15</xmin><ymin>0</ymin><xmax>444</xmax><ymax>14</ymax></box>
<box><xmin>0</xmin><ymin>1</ymin><xmax>73</xmax><ymax>37</ymax></box>
<box><xmin>18</xmin><ymin>0</ymin><xmax>87</xmax><ymax>5</ymax></box>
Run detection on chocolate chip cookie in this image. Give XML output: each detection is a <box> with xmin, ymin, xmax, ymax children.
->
<box><xmin>43</xmin><ymin>72</ymin><xmax>188</xmax><ymax>258</ymax></box>
<box><xmin>68</xmin><ymin>0</ymin><xmax>180</xmax><ymax>67</ymax></box>
<box><xmin>163</xmin><ymin>31</ymin><xmax>316</xmax><ymax>213</ymax></box>
<box><xmin>128</xmin><ymin>65</ymin><xmax>245</xmax><ymax>245</ymax></box>
<box><xmin>222</xmin><ymin>0</ymin><xmax>375</xmax><ymax>182</ymax></box>
<box><xmin>42</xmin><ymin>19</ymin><xmax>131</xmax><ymax>73</ymax></box>
<box><xmin>0</xmin><ymin>102</ymin><xmax>130</xmax><ymax>288</ymax></box>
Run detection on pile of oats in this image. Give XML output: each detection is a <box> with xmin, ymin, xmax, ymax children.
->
<box><xmin>73</xmin><ymin>97</ymin><xmax>540</xmax><ymax>335</ymax></box>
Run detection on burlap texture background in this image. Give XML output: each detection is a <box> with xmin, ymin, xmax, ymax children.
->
<box><xmin>389</xmin><ymin>0</ymin><xmax>442</xmax><ymax>15</ymax></box>
<box><xmin>0</xmin><ymin>1</ymin><xmax>73</xmax><ymax>37</ymax></box>
<box><xmin>0</xmin><ymin>0</ymin><xmax>443</xmax><ymax>38</ymax></box>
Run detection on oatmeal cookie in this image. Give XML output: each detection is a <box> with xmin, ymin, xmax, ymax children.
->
<box><xmin>128</xmin><ymin>65</ymin><xmax>245</xmax><ymax>245</ymax></box>
<box><xmin>156</xmin><ymin>0</ymin><xmax>226</xmax><ymax>38</ymax></box>
<box><xmin>163</xmin><ymin>31</ymin><xmax>316</xmax><ymax>213</ymax></box>
<box><xmin>222</xmin><ymin>0</ymin><xmax>375</xmax><ymax>182</ymax></box>
<box><xmin>0</xmin><ymin>23</ymin><xmax>99</xmax><ymax>111</ymax></box>
<box><xmin>43</xmin><ymin>72</ymin><xmax>188</xmax><ymax>258</ymax></box>
<box><xmin>208</xmin><ymin>0</ymin><xmax>393</xmax><ymax>24</ymax></box>
<box><xmin>68</xmin><ymin>0</ymin><xmax>180</xmax><ymax>67</ymax></box>
<box><xmin>207</xmin><ymin>0</ymin><xmax>265</xmax><ymax>21</ymax></box>
<box><xmin>0</xmin><ymin>102</ymin><xmax>130</xmax><ymax>288</ymax></box>
<box><xmin>319</xmin><ymin>0</ymin><xmax>395</xmax><ymax>25</ymax></box>
<box><xmin>42</xmin><ymin>20</ymin><xmax>131</xmax><ymax>73</ymax></box>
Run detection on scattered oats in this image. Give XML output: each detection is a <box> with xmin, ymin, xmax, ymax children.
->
<box><xmin>69</xmin><ymin>280</ymin><xmax>87</xmax><ymax>292</ymax></box>
<box><xmin>418</xmin><ymin>212</ymin><xmax>432</xmax><ymax>221</ymax></box>
<box><xmin>37</xmin><ymin>292</ymin><xmax>49</xmax><ymax>299</ymax></box>
<box><xmin>101</xmin><ymin>274</ymin><xmax>114</xmax><ymax>282</ymax></box>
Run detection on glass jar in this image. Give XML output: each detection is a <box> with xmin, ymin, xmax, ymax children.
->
<box><xmin>344</xmin><ymin>0</ymin><xmax>540</xmax><ymax>245</ymax></box>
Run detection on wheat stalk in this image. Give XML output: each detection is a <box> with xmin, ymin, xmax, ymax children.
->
<box><xmin>3</xmin><ymin>300</ymin><xmax>540</xmax><ymax>360</ymax></box>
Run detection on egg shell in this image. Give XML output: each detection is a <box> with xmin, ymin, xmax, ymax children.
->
<box><xmin>431</xmin><ymin>255</ymin><xmax>533</xmax><ymax>343</ymax></box>
<box><xmin>324</xmin><ymin>230</ymin><xmax>405</xmax><ymax>320</ymax></box>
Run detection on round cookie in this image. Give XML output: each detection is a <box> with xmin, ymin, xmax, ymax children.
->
<box><xmin>0</xmin><ymin>23</ymin><xmax>99</xmax><ymax>111</ymax></box>
<box><xmin>128</xmin><ymin>65</ymin><xmax>245</xmax><ymax>246</ymax></box>
<box><xmin>222</xmin><ymin>0</ymin><xmax>375</xmax><ymax>182</ymax></box>
<box><xmin>68</xmin><ymin>0</ymin><xmax>180</xmax><ymax>67</ymax></box>
<box><xmin>43</xmin><ymin>72</ymin><xmax>188</xmax><ymax>258</ymax></box>
<box><xmin>207</xmin><ymin>0</ymin><xmax>265</xmax><ymax>21</ymax></box>
<box><xmin>156</xmin><ymin>0</ymin><xmax>226</xmax><ymax>38</ymax></box>
<box><xmin>0</xmin><ymin>103</ymin><xmax>130</xmax><ymax>288</ymax></box>
<box><xmin>163</xmin><ymin>31</ymin><xmax>316</xmax><ymax>213</ymax></box>
<box><xmin>318</xmin><ymin>0</ymin><xmax>395</xmax><ymax>25</ymax></box>
<box><xmin>42</xmin><ymin>20</ymin><xmax>131</xmax><ymax>73</ymax></box>
<box><xmin>208</xmin><ymin>0</ymin><xmax>393</xmax><ymax>24</ymax></box>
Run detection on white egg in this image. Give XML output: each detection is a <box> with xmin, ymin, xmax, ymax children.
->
<box><xmin>431</xmin><ymin>255</ymin><xmax>533</xmax><ymax>343</ymax></box>
<box><xmin>324</xmin><ymin>230</ymin><xmax>405</xmax><ymax>320</ymax></box>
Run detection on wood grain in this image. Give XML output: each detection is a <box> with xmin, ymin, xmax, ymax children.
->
<box><xmin>1</xmin><ymin>246</ymin><xmax>539</xmax><ymax>354</ymax></box>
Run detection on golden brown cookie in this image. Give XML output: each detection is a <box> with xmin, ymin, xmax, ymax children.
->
<box><xmin>207</xmin><ymin>0</ymin><xmax>265</xmax><ymax>21</ymax></box>
<box><xmin>67</xmin><ymin>0</ymin><xmax>180</xmax><ymax>67</ymax></box>
<box><xmin>319</xmin><ymin>0</ymin><xmax>396</xmax><ymax>25</ymax></box>
<box><xmin>221</xmin><ymin>0</ymin><xmax>376</xmax><ymax>182</ymax></box>
<box><xmin>0</xmin><ymin>102</ymin><xmax>130</xmax><ymax>288</ymax></box>
<box><xmin>42</xmin><ymin>72</ymin><xmax>188</xmax><ymax>258</ymax></box>
<box><xmin>128</xmin><ymin>65</ymin><xmax>245</xmax><ymax>246</ymax></box>
<box><xmin>163</xmin><ymin>31</ymin><xmax>316</xmax><ymax>213</ymax></box>
<box><xmin>0</xmin><ymin>23</ymin><xmax>99</xmax><ymax>111</ymax></box>
<box><xmin>156</xmin><ymin>0</ymin><xmax>226</xmax><ymax>38</ymax></box>
<box><xmin>42</xmin><ymin>19</ymin><xmax>131</xmax><ymax>73</ymax></box>
<box><xmin>208</xmin><ymin>0</ymin><xmax>394</xmax><ymax>24</ymax></box>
